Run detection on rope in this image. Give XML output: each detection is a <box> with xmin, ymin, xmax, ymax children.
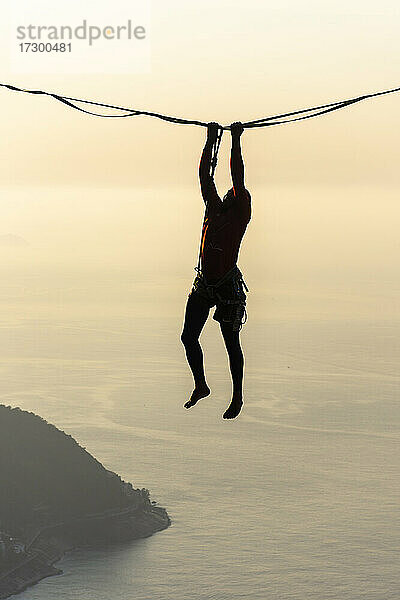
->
<box><xmin>0</xmin><ymin>82</ymin><xmax>208</xmax><ymax>123</ymax></box>
<box><xmin>210</xmin><ymin>125</ymin><xmax>224</xmax><ymax>178</ymax></box>
<box><xmin>195</xmin><ymin>125</ymin><xmax>224</xmax><ymax>272</ymax></box>
<box><xmin>241</xmin><ymin>85</ymin><xmax>400</xmax><ymax>128</ymax></box>
<box><xmin>1</xmin><ymin>81</ymin><xmax>400</xmax><ymax>129</ymax></box>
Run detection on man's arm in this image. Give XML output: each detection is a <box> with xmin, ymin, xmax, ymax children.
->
<box><xmin>230</xmin><ymin>121</ymin><xmax>246</xmax><ymax>195</ymax></box>
<box><xmin>199</xmin><ymin>122</ymin><xmax>221</xmax><ymax>206</ymax></box>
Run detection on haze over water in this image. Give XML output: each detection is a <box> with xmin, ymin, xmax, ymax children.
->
<box><xmin>1</xmin><ymin>185</ymin><xmax>399</xmax><ymax>599</ymax></box>
<box><xmin>1</xmin><ymin>2</ymin><xmax>400</xmax><ymax>596</ymax></box>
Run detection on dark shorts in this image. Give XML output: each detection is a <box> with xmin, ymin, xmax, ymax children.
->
<box><xmin>189</xmin><ymin>267</ymin><xmax>248</xmax><ymax>331</ymax></box>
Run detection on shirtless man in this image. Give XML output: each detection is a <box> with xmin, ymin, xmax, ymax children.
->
<box><xmin>181</xmin><ymin>121</ymin><xmax>251</xmax><ymax>419</ymax></box>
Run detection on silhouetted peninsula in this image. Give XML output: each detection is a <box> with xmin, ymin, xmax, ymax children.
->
<box><xmin>0</xmin><ymin>405</ymin><xmax>170</xmax><ymax>599</ymax></box>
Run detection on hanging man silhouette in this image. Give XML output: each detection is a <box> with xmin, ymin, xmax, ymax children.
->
<box><xmin>181</xmin><ymin>121</ymin><xmax>251</xmax><ymax>419</ymax></box>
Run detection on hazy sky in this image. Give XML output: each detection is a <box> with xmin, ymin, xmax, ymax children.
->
<box><xmin>1</xmin><ymin>0</ymin><xmax>399</xmax><ymax>188</ymax></box>
<box><xmin>0</xmin><ymin>0</ymin><xmax>399</xmax><ymax>320</ymax></box>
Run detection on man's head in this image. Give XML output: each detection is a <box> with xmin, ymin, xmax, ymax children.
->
<box><xmin>221</xmin><ymin>187</ymin><xmax>251</xmax><ymax>212</ymax></box>
<box><xmin>221</xmin><ymin>187</ymin><xmax>235</xmax><ymax>212</ymax></box>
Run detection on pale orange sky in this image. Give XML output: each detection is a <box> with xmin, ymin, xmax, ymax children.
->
<box><xmin>0</xmin><ymin>0</ymin><xmax>399</xmax><ymax>188</ymax></box>
<box><xmin>0</xmin><ymin>0</ymin><xmax>399</xmax><ymax>321</ymax></box>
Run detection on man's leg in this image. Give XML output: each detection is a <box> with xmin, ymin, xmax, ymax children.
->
<box><xmin>181</xmin><ymin>292</ymin><xmax>211</xmax><ymax>408</ymax></box>
<box><xmin>219</xmin><ymin>322</ymin><xmax>244</xmax><ymax>419</ymax></box>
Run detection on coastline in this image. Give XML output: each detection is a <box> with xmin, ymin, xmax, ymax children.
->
<box><xmin>0</xmin><ymin>504</ymin><xmax>170</xmax><ymax>600</ymax></box>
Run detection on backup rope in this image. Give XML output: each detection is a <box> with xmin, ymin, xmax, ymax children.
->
<box><xmin>1</xmin><ymin>82</ymin><xmax>400</xmax><ymax>129</ymax></box>
<box><xmin>195</xmin><ymin>124</ymin><xmax>224</xmax><ymax>274</ymax></box>
<box><xmin>210</xmin><ymin>125</ymin><xmax>224</xmax><ymax>178</ymax></box>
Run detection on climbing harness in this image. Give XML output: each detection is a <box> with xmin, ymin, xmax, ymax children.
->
<box><xmin>191</xmin><ymin>266</ymin><xmax>249</xmax><ymax>332</ymax></box>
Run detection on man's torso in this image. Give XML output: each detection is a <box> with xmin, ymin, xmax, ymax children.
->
<box><xmin>200</xmin><ymin>190</ymin><xmax>251</xmax><ymax>284</ymax></box>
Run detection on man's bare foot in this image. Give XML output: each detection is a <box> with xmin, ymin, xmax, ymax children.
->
<box><xmin>223</xmin><ymin>394</ymin><xmax>243</xmax><ymax>419</ymax></box>
<box><xmin>184</xmin><ymin>384</ymin><xmax>210</xmax><ymax>409</ymax></box>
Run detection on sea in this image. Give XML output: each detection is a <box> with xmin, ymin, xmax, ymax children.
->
<box><xmin>1</xmin><ymin>185</ymin><xmax>399</xmax><ymax>599</ymax></box>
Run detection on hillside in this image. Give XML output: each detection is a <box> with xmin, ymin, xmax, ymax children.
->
<box><xmin>0</xmin><ymin>404</ymin><xmax>170</xmax><ymax>598</ymax></box>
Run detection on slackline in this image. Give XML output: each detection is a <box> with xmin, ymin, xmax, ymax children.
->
<box><xmin>1</xmin><ymin>81</ymin><xmax>400</xmax><ymax>129</ymax></box>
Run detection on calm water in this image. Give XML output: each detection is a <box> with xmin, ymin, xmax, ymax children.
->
<box><xmin>1</xmin><ymin>299</ymin><xmax>399</xmax><ymax>600</ymax></box>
